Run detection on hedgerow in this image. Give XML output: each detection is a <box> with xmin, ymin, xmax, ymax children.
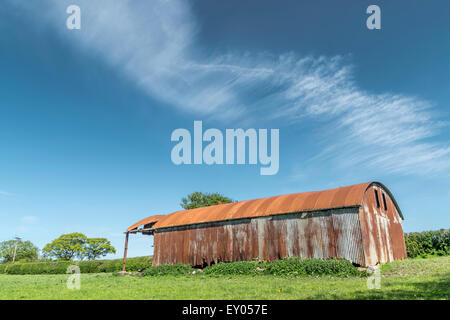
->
<box><xmin>404</xmin><ymin>229</ymin><xmax>450</xmax><ymax>258</ymax></box>
<box><xmin>0</xmin><ymin>256</ymin><xmax>152</xmax><ymax>275</ymax></box>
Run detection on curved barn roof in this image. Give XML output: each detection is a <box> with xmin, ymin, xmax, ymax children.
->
<box><xmin>126</xmin><ymin>182</ymin><xmax>403</xmax><ymax>231</ymax></box>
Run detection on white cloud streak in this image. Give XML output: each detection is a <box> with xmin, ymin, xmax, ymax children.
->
<box><xmin>0</xmin><ymin>190</ymin><xmax>15</xmax><ymax>196</ymax></box>
<box><xmin>16</xmin><ymin>216</ymin><xmax>38</xmax><ymax>233</ymax></box>
<box><xmin>20</xmin><ymin>216</ymin><xmax>38</xmax><ymax>225</ymax></box>
<box><xmin>7</xmin><ymin>0</ymin><xmax>450</xmax><ymax>175</ymax></box>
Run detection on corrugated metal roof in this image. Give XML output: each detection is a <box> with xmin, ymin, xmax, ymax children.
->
<box><xmin>127</xmin><ymin>182</ymin><xmax>403</xmax><ymax>231</ymax></box>
<box><xmin>126</xmin><ymin>215</ymin><xmax>165</xmax><ymax>232</ymax></box>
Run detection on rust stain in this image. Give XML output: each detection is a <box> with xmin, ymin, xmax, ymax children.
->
<box><xmin>150</xmin><ymin>182</ymin><xmax>396</xmax><ymax>229</ymax></box>
<box><xmin>127</xmin><ymin>182</ymin><xmax>407</xmax><ymax>268</ymax></box>
<box><xmin>152</xmin><ymin>207</ymin><xmax>368</xmax><ymax>266</ymax></box>
<box><xmin>358</xmin><ymin>184</ymin><xmax>407</xmax><ymax>265</ymax></box>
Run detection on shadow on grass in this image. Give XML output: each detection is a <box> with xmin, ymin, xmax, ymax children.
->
<box><xmin>311</xmin><ymin>273</ymin><xmax>450</xmax><ymax>300</ymax></box>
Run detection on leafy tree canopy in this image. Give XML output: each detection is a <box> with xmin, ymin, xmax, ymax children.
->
<box><xmin>42</xmin><ymin>233</ymin><xmax>117</xmax><ymax>261</ymax></box>
<box><xmin>84</xmin><ymin>238</ymin><xmax>116</xmax><ymax>260</ymax></box>
<box><xmin>0</xmin><ymin>239</ymin><xmax>39</xmax><ymax>263</ymax></box>
<box><xmin>180</xmin><ymin>192</ymin><xmax>234</xmax><ymax>210</ymax></box>
<box><xmin>42</xmin><ymin>233</ymin><xmax>87</xmax><ymax>261</ymax></box>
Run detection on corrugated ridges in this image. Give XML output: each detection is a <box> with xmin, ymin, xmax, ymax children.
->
<box><xmin>126</xmin><ymin>215</ymin><xmax>166</xmax><ymax>232</ymax></box>
<box><xmin>151</xmin><ymin>182</ymin><xmax>373</xmax><ymax>230</ymax></box>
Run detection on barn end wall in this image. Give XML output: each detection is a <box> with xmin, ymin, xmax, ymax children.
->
<box><xmin>359</xmin><ymin>184</ymin><xmax>407</xmax><ymax>266</ymax></box>
<box><xmin>152</xmin><ymin>207</ymin><xmax>366</xmax><ymax>267</ymax></box>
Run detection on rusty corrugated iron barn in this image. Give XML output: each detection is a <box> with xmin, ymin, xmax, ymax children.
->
<box><xmin>123</xmin><ymin>182</ymin><xmax>407</xmax><ymax>268</ymax></box>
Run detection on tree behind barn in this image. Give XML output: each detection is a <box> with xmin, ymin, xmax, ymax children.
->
<box><xmin>180</xmin><ymin>192</ymin><xmax>234</xmax><ymax>210</ymax></box>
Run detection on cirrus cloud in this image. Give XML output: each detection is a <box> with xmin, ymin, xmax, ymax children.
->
<box><xmin>6</xmin><ymin>0</ymin><xmax>450</xmax><ymax>175</ymax></box>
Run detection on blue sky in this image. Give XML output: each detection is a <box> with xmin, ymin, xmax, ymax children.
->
<box><xmin>0</xmin><ymin>0</ymin><xmax>449</xmax><ymax>259</ymax></box>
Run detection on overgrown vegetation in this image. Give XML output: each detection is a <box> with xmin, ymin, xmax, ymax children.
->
<box><xmin>0</xmin><ymin>256</ymin><xmax>152</xmax><ymax>275</ymax></box>
<box><xmin>202</xmin><ymin>261</ymin><xmax>260</xmax><ymax>276</ymax></box>
<box><xmin>404</xmin><ymin>229</ymin><xmax>449</xmax><ymax>258</ymax></box>
<box><xmin>141</xmin><ymin>263</ymin><xmax>194</xmax><ymax>276</ymax></box>
<box><xmin>142</xmin><ymin>258</ymin><xmax>365</xmax><ymax>277</ymax></box>
<box><xmin>1</xmin><ymin>256</ymin><xmax>448</xmax><ymax>300</ymax></box>
<box><xmin>261</xmin><ymin>258</ymin><xmax>363</xmax><ymax>277</ymax></box>
<box><xmin>381</xmin><ymin>255</ymin><xmax>449</xmax><ymax>276</ymax></box>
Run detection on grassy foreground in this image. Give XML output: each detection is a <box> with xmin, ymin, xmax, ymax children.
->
<box><xmin>0</xmin><ymin>256</ymin><xmax>448</xmax><ymax>300</ymax></box>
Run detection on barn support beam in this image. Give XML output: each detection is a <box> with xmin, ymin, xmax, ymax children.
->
<box><xmin>122</xmin><ymin>232</ymin><xmax>129</xmax><ymax>272</ymax></box>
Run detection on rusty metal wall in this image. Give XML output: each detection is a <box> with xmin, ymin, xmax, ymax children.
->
<box><xmin>359</xmin><ymin>184</ymin><xmax>407</xmax><ymax>266</ymax></box>
<box><xmin>153</xmin><ymin>207</ymin><xmax>367</xmax><ymax>267</ymax></box>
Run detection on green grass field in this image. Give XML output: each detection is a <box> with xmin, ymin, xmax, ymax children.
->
<box><xmin>0</xmin><ymin>256</ymin><xmax>448</xmax><ymax>300</ymax></box>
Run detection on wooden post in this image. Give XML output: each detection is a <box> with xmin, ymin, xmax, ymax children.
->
<box><xmin>122</xmin><ymin>232</ymin><xmax>129</xmax><ymax>272</ymax></box>
<box><xmin>12</xmin><ymin>237</ymin><xmax>21</xmax><ymax>264</ymax></box>
<box><xmin>12</xmin><ymin>244</ymin><xmax>18</xmax><ymax>264</ymax></box>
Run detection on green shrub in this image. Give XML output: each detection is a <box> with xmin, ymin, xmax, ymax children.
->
<box><xmin>404</xmin><ymin>229</ymin><xmax>450</xmax><ymax>258</ymax></box>
<box><xmin>0</xmin><ymin>256</ymin><xmax>153</xmax><ymax>275</ymax></box>
<box><xmin>264</xmin><ymin>258</ymin><xmax>362</xmax><ymax>277</ymax></box>
<box><xmin>203</xmin><ymin>261</ymin><xmax>260</xmax><ymax>276</ymax></box>
<box><xmin>124</xmin><ymin>256</ymin><xmax>152</xmax><ymax>272</ymax></box>
<box><xmin>141</xmin><ymin>264</ymin><xmax>194</xmax><ymax>276</ymax></box>
<box><xmin>201</xmin><ymin>258</ymin><xmax>363</xmax><ymax>277</ymax></box>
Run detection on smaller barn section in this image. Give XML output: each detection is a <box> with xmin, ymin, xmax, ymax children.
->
<box><xmin>123</xmin><ymin>182</ymin><xmax>407</xmax><ymax>269</ymax></box>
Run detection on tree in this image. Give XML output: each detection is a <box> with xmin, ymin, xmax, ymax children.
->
<box><xmin>180</xmin><ymin>192</ymin><xmax>234</xmax><ymax>210</ymax></box>
<box><xmin>0</xmin><ymin>239</ymin><xmax>38</xmax><ymax>263</ymax></box>
<box><xmin>42</xmin><ymin>233</ymin><xmax>87</xmax><ymax>261</ymax></box>
<box><xmin>84</xmin><ymin>238</ymin><xmax>116</xmax><ymax>260</ymax></box>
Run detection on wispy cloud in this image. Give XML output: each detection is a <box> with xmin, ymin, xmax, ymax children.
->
<box><xmin>20</xmin><ymin>216</ymin><xmax>38</xmax><ymax>224</ymax></box>
<box><xmin>0</xmin><ymin>190</ymin><xmax>15</xmax><ymax>196</ymax></box>
<box><xmin>7</xmin><ymin>0</ymin><xmax>450</xmax><ymax>175</ymax></box>
<box><xmin>17</xmin><ymin>215</ymin><xmax>38</xmax><ymax>233</ymax></box>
